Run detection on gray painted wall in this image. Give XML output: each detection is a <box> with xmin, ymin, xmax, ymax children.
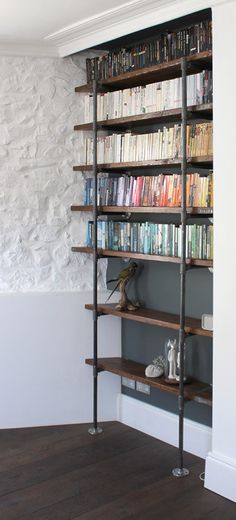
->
<box><xmin>107</xmin><ymin>210</ymin><xmax>213</xmax><ymax>427</ymax></box>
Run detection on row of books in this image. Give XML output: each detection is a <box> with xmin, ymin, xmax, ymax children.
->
<box><xmin>84</xmin><ymin>123</ymin><xmax>213</xmax><ymax>164</ymax></box>
<box><xmin>86</xmin><ymin>221</ymin><xmax>213</xmax><ymax>259</ymax></box>
<box><xmin>84</xmin><ymin>70</ymin><xmax>212</xmax><ymax>123</ymax></box>
<box><xmin>86</xmin><ymin>20</ymin><xmax>212</xmax><ymax>82</ymax></box>
<box><xmin>84</xmin><ymin>173</ymin><xmax>213</xmax><ymax>208</ymax></box>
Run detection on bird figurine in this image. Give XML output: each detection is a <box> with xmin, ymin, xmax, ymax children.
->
<box><xmin>106</xmin><ymin>261</ymin><xmax>139</xmax><ymax>311</ymax></box>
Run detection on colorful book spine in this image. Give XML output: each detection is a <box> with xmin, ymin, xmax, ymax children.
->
<box><xmin>84</xmin><ymin>173</ymin><xmax>213</xmax><ymax>208</ymax></box>
<box><xmin>84</xmin><ymin>70</ymin><xmax>213</xmax><ymax>124</ymax></box>
<box><xmin>84</xmin><ymin>122</ymin><xmax>213</xmax><ymax>165</ymax></box>
<box><xmin>86</xmin><ymin>20</ymin><xmax>212</xmax><ymax>82</ymax></box>
<box><xmin>86</xmin><ymin>221</ymin><xmax>213</xmax><ymax>259</ymax></box>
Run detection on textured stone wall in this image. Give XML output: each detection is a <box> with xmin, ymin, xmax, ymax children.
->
<box><xmin>0</xmin><ymin>55</ymin><xmax>106</xmax><ymax>291</ymax></box>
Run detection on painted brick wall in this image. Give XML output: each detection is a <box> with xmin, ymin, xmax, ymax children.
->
<box><xmin>0</xmin><ymin>55</ymin><xmax>106</xmax><ymax>291</ymax></box>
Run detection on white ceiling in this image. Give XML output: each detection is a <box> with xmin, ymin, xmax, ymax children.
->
<box><xmin>0</xmin><ymin>0</ymin><xmax>220</xmax><ymax>57</ymax></box>
<box><xmin>0</xmin><ymin>0</ymin><xmax>123</xmax><ymax>41</ymax></box>
<box><xmin>0</xmin><ymin>0</ymin><xmax>179</xmax><ymax>56</ymax></box>
<box><xmin>0</xmin><ymin>0</ymin><xmax>143</xmax><ymax>56</ymax></box>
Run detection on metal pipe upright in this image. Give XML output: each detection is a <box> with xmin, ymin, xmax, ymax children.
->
<box><xmin>88</xmin><ymin>77</ymin><xmax>103</xmax><ymax>436</ymax></box>
<box><xmin>172</xmin><ymin>57</ymin><xmax>189</xmax><ymax>477</ymax></box>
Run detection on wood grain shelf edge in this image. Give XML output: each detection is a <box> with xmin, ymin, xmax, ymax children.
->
<box><xmin>74</xmin><ymin>103</ymin><xmax>213</xmax><ymax>131</ymax></box>
<box><xmin>71</xmin><ymin>205</ymin><xmax>213</xmax><ymax>215</ymax></box>
<box><xmin>72</xmin><ymin>246</ymin><xmax>213</xmax><ymax>267</ymax></box>
<box><xmin>75</xmin><ymin>50</ymin><xmax>212</xmax><ymax>92</ymax></box>
<box><xmin>85</xmin><ymin>357</ymin><xmax>212</xmax><ymax>406</ymax></box>
<box><xmin>73</xmin><ymin>156</ymin><xmax>213</xmax><ymax>171</ymax></box>
<box><xmin>84</xmin><ymin>303</ymin><xmax>213</xmax><ymax>337</ymax></box>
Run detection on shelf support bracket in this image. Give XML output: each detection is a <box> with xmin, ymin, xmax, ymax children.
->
<box><xmin>94</xmin><ymin>366</ymin><xmax>104</xmax><ymax>374</ymax></box>
<box><xmin>185</xmin><ymin>332</ymin><xmax>195</xmax><ymax>338</ymax></box>
<box><xmin>186</xmin><ymin>265</ymin><xmax>210</xmax><ymax>272</ymax></box>
<box><xmin>188</xmin><ymin>60</ymin><xmax>212</xmax><ymax>72</ymax></box>
<box><xmin>187</xmin><ymin>110</ymin><xmax>212</xmax><ymax>121</ymax></box>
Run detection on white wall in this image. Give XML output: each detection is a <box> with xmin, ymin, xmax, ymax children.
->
<box><xmin>204</xmin><ymin>0</ymin><xmax>236</xmax><ymax>502</ymax></box>
<box><xmin>0</xmin><ymin>290</ymin><xmax>121</xmax><ymax>428</ymax></box>
<box><xmin>0</xmin><ymin>55</ymin><xmax>120</xmax><ymax>429</ymax></box>
<box><xmin>0</xmin><ymin>54</ymin><xmax>106</xmax><ymax>291</ymax></box>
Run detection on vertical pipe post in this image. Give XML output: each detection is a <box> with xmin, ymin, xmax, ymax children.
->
<box><xmin>88</xmin><ymin>76</ymin><xmax>103</xmax><ymax>435</ymax></box>
<box><xmin>172</xmin><ymin>57</ymin><xmax>189</xmax><ymax>477</ymax></box>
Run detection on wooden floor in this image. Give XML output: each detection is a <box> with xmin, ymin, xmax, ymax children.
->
<box><xmin>0</xmin><ymin>422</ymin><xmax>235</xmax><ymax>519</ymax></box>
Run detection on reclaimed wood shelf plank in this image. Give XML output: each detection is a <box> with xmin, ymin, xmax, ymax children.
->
<box><xmin>71</xmin><ymin>205</ymin><xmax>213</xmax><ymax>215</ymax></box>
<box><xmin>72</xmin><ymin>246</ymin><xmax>213</xmax><ymax>267</ymax></box>
<box><xmin>84</xmin><ymin>303</ymin><xmax>213</xmax><ymax>337</ymax></box>
<box><xmin>85</xmin><ymin>357</ymin><xmax>212</xmax><ymax>406</ymax></box>
<box><xmin>73</xmin><ymin>156</ymin><xmax>213</xmax><ymax>172</ymax></box>
<box><xmin>75</xmin><ymin>51</ymin><xmax>212</xmax><ymax>93</ymax></box>
<box><xmin>74</xmin><ymin>103</ymin><xmax>212</xmax><ymax>131</ymax></box>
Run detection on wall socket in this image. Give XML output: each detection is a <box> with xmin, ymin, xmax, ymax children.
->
<box><xmin>122</xmin><ymin>376</ymin><xmax>135</xmax><ymax>390</ymax></box>
<box><xmin>122</xmin><ymin>377</ymin><xmax>150</xmax><ymax>395</ymax></box>
<box><xmin>136</xmin><ymin>381</ymin><xmax>150</xmax><ymax>395</ymax></box>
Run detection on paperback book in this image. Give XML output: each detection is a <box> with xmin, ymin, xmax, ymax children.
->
<box><xmin>84</xmin><ymin>173</ymin><xmax>213</xmax><ymax>208</ymax></box>
<box><xmin>84</xmin><ymin>122</ymin><xmax>213</xmax><ymax>164</ymax></box>
<box><xmin>86</xmin><ymin>221</ymin><xmax>213</xmax><ymax>260</ymax></box>
<box><xmin>86</xmin><ymin>20</ymin><xmax>212</xmax><ymax>82</ymax></box>
<box><xmin>84</xmin><ymin>70</ymin><xmax>212</xmax><ymax>123</ymax></box>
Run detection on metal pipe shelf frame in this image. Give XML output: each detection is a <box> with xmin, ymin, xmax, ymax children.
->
<box><xmin>172</xmin><ymin>57</ymin><xmax>189</xmax><ymax>478</ymax></box>
<box><xmin>87</xmin><ymin>55</ymin><xmax>201</xmax><ymax>475</ymax></box>
<box><xmin>88</xmin><ymin>70</ymin><xmax>103</xmax><ymax>437</ymax></box>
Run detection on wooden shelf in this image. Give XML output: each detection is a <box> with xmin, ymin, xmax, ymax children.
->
<box><xmin>71</xmin><ymin>205</ymin><xmax>213</xmax><ymax>216</ymax></box>
<box><xmin>85</xmin><ymin>303</ymin><xmax>213</xmax><ymax>337</ymax></box>
<box><xmin>74</xmin><ymin>104</ymin><xmax>212</xmax><ymax>131</ymax></box>
<box><xmin>73</xmin><ymin>156</ymin><xmax>213</xmax><ymax>172</ymax></box>
<box><xmin>73</xmin><ymin>246</ymin><xmax>213</xmax><ymax>267</ymax></box>
<box><xmin>85</xmin><ymin>357</ymin><xmax>212</xmax><ymax>406</ymax></box>
<box><xmin>75</xmin><ymin>51</ymin><xmax>212</xmax><ymax>93</ymax></box>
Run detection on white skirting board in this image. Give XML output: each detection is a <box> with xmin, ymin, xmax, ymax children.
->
<box><xmin>205</xmin><ymin>452</ymin><xmax>236</xmax><ymax>503</ymax></box>
<box><xmin>117</xmin><ymin>394</ymin><xmax>212</xmax><ymax>460</ymax></box>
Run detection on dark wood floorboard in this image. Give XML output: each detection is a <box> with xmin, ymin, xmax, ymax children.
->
<box><xmin>0</xmin><ymin>422</ymin><xmax>234</xmax><ymax>520</ymax></box>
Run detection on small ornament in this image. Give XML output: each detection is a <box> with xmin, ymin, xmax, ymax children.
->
<box><xmin>145</xmin><ymin>364</ymin><xmax>163</xmax><ymax>378</ymax></box>
<box><xmin>145</xmin><ymin>355</ymin><xmax>165</xmax><ymax>378</ymax></box>
<box><xmin>106</xmin><ymin>262</ymin><xmax>139</xmax><ymax>311</ymax></box>
<box><xmin>164</xmin><ymin>339</ymin><xmax>178</xmax><ymax>383</ymax></box>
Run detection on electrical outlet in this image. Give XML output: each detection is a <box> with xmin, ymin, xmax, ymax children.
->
<box><xmin>122</xmin><ymin>377</ymin><xmax>135</xmax><ymax>390</ymax></box>
<box><xmin>136</xmin><ymin>381</ymin><xmax>150</xmax><ymax>395</ymax></box>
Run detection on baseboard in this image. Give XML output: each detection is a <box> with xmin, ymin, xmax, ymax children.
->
<box><xmin>117</xmin><ymin>394</ymin><xmax>212</xmax><ymax>459</ymax></box>
<box><xmin>205</xmin><ymin>452</ymin><xmax>236</xmax><ymax>502</ymax></box>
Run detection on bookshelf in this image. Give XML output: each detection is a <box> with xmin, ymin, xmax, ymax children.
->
<box><xmin>75</xmin><ymin>50</ymin><xmax>212</xmax><ymax>92</ymax></box>
<box><xmin>84</xmin><ymin>304</ymin><xmax>213</xmax><ymax>337</ymax></box>
<box><xmin>74</xmin><ymin>103</ymin><xmax>212</xmax><ymax>131</ymax></box>
<box><xmin>85</xmin><ymin>358</ymin><xmax>212</xmax><ymax>406</ymax></box>
<box><xmin>72</xmin><ymin>247</ymin><xmax>213</xmax><ymax>268</ymax></box>
<box><xmin>72</xmin><ymin>15</ymin><xmax>213</xmax><ymax>476</ymax></box>
<box><xmin>71</xmin><ymin>205</ymin><xmax>213</xmax><ymax>215</ymax></box>
<box><xmin>73</xmin><ymin>157</ymin><xmax>213</xmax><ymax>171</ymax></box>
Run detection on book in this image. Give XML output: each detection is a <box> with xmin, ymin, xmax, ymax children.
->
<box><xmin>84</xmin><ymin>122</ymin><xmax>213</xmax><ymax>165</ymax></box>
<box><xmin>84</xmin><ymin>173</ymin><xmax>213</xmax><ymax>208</ymax></box>
<box><xmin>84</xmin><ymin>70</ymin><xmax>212</xmax><ymax>124</ymax></box>
<box><xmin>85</xmin><ymin>19</ymin><xmax>212</xmax><ymax>82</ymax></box>
<box><xmin>87</xmin><ymin>221</ymin><xmax>213</xmax><ymax>259</ymax></box>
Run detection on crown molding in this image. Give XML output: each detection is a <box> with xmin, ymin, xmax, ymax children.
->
<box><xmin>45</xmin><ymin>0</ymin><xmax>230</xmax><ymax>57</ymax></box>
<box><xmin>0</xmin><ymin>41</ymin><xmax>58</xmax><ymax>58</ymax></box>
<box><xmin>0</xmin><ymin>0</ymin><xmax>231</xmax><ymax>58</ymax></box>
